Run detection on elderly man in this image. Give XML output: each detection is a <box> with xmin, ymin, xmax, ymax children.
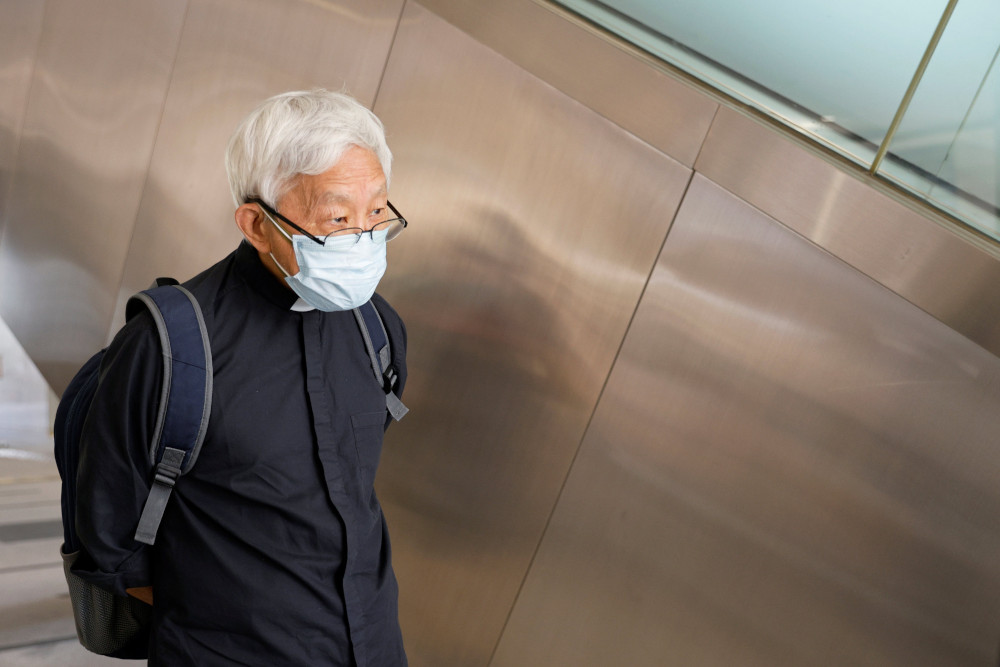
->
<box><xmin>74</xmin><ymin>90</ymin><xmax>409</xmax><ymax>665</ymax></box>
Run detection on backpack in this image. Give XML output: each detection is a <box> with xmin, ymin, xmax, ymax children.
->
<box><xmin>55</xmin><ymin>279</ymin><xmax>406</xmax><ymax>657</ymax></box>
<box><xmin>55</xmin><ymin>279</ymin><xmax>212</xmax><ymax>658</ymax></box>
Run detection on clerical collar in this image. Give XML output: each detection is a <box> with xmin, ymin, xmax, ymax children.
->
<box><xmin>290</xmin><ymin>299</ymin><xmax>315</xmax><ymax>312</ymax></box>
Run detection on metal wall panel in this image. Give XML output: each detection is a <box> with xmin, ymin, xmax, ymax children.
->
<box><xmin>371</xmin><ymin>4</ymin><xmax>691</xmax><ymax>664</ymax></box>
<box><xmin>697</xmin><ymin>106</ymin><xmax>1000</xmax><ymax>358</ymax></box>
<box><xmin>108</xmin><ymin>0</ymin><xmax>404</xmax><ymax>333</ymax></box>
<box><xmin>0</xmin><ymin>0</ymin><xmax>46</xmax><ymax>241</ymax></box>
<box><xmin>0</xmin><ymin>0</ymin><xmax>187</xmax><ymax>392</ymax></box>
<box><xmin>493</xmin><ymin>174</ymin><xmax>1000</xmax><ymax>666</ymax></box>
<box><xmin>417</xmin><ymin>0</ymin><xmax>719</xmax><ymax>167</ymax></box>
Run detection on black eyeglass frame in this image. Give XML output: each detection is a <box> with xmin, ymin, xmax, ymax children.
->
<box><xmin>247</xmin><ymin>197</ymin><xmax>407</xmax><ymax>246</ymax></box>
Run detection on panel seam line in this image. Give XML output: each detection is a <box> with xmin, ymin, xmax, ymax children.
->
<box><xmin>485</xmin><ymin>169</ymin><xmax>697</xmax><ymax>664</ymax></box>
<box><xmin>370</xmin><ymin>0</ymin><xmax>408</xmax><ymax>112</ymax></box>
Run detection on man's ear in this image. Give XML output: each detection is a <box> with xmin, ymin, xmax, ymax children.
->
<box><xmin>235</xmin><ymin>203</ymin><xmax>271</xmax><ymax>255</ymax></box>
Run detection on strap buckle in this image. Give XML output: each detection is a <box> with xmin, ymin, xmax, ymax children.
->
<box><xmin>382</xmin><ymin>367</ymin><xmax>398</xmax><ymax>393</ymax></box>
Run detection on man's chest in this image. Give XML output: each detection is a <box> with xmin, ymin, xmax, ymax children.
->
<box><xmin>194</xmin><ymin>309</ymin><xmax>385</xmax><ymax>493</ymax></box>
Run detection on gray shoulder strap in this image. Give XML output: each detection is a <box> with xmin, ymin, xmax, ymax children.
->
<box><xmin>353</xmin><ymin>301</ymin><xmax>408</xmax><ymax>422</ymax></box>
<box><xmin>130</xmin><ymin>284</ymin><xmax>212</xmax><ymax>545</ymax></box>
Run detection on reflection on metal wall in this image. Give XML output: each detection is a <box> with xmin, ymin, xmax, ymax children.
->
<box><xmin>696</xmin><ymin>107</ymin><xmax>1000</xmax><ymax>359</ymax></box>
<box><xmin>0</xmin><ymin>0</ymin><xmax>187</xmax><ymax>391</ymax></box>
<box><xmin>373</xmin><ymin>4</ymin><xmax>690</xmax><ymax>663</ymax></box>
<box><xmin>0</xmin><ymin>0</ymin><xmax>46</xmax><ymax>241</ymax></box>
<box><xmin>493</xmin><ymin>175</ymin><xmax>1000</xmax><ymax>665</ymax></box>
<box><xmin>1</xmin><ymin>0</ymin><xmax>1000</xmax><ymax>665</ymax></box>
<box><xmin>416</xmin><ymin>0</ymin><xmax>719</xmax><ymax>167</ymax></box>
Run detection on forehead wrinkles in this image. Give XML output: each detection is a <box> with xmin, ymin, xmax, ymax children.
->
<box><xmin>316</xmin><ymin>183</ymin><xmax>387</xmax><ymax>208</ymax></box>
<box><xmin>302</xmin><ymin>170</ymin><xmax>386</xmax><ymax>211</ymax></box>
<box><xmin>280</xmin><ymin>147</ymin><xmax>386</xmax><ymax>218</ymax></box>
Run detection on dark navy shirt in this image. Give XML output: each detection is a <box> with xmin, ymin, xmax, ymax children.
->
<box><xmin>75</xmin><ymin>241</ymin><xmax>408</xmax><ymax>666</ymax></box>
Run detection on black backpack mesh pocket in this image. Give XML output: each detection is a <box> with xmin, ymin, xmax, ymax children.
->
<box><xmin>61</xmin><ymin>547</ymin><xmax>151</xmax><ymax>659</ymax></box>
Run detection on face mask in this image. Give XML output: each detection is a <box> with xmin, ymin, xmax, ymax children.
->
<box><xmin>270</xmin><ymin>228</ymin><xmax>388</xmax><ymax>312</ymax></box>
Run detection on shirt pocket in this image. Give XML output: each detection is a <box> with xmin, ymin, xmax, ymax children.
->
<box><xmin>351</xmin><ymin>410</ymin><xmax>386</xmax><ymax>490</ymax></box>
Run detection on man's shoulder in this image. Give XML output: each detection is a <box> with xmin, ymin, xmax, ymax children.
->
<box><xmin>181</xmin><ymin>246</ymin><xmax>242</xmax><ymax>303</ymax></box>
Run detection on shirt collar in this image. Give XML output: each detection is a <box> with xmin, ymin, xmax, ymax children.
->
<box><xmin>234</xmin><ymin>240</ymin><xmax>304</xmax><ymax>311</ymax></box>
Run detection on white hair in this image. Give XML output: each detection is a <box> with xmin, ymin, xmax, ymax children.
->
<box><xmin>225</xmin><ymin>89</ymin><xmax>392</xmax><ymax>207</ymax></box>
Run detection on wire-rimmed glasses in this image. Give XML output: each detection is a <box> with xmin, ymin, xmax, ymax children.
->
<box><xmin>248</xmin><ymin>197</ymin><xmax>407</xmax><ymax>246</ymax></box>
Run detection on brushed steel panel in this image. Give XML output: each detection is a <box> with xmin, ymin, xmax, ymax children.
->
<box><xmin>494</xmin><ymin>174</ymin><xmax>1000</xmax><ymax>666</ymax></box>
<box><xmin>110</xmin><ymin>0</ymin><xmax>404</xmax><ymax>333</ymax></box>
<box><xmin>417</xmin><ymin>0</ymin><xmax>718</xmax><ymax>167</ymax></box>
<box><xmin>697</xmin><ymin>105</ymin><xmax>1000</xmax><ymax>358</ymax></box>
<box><xmin>372</xmin><ymin>4</ymin><xmax>691</xmax><ymax>664</ymax></box>
<box><xmin>0</xmin><ymin>0</ymin><xmax>46</xmax><ymax>240</ymax></box>
<box><xmin>0</xmin><ymin>0</ymin><xmax>187</xmax><ymax>393</ymax></box>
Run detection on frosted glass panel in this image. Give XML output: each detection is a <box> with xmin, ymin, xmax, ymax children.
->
<box><xmin>882</xmin><ymin>0</ymin><xmax>1000</xmax><ymax>238</ymax></box>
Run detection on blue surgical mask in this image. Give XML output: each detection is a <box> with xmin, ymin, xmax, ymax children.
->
<box><xmin>269</xmin><ymin>226</ymin><xmax>388</xmax><ymax>312</ymax></box>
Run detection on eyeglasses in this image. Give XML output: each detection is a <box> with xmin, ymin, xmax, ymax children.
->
<box><xmin>247</xmin><ymin>197</ymin><xmax>408</xmax><ymax>246</ymax></box>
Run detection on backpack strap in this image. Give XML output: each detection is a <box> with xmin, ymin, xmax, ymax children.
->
<box><xmin>128</xmin><ymin>284</ymin><xmax>212</xmax><ymax>545</ymax></box>
<box><xmin>353</xmin><ymin>301</ymin><xmax>408</xmax><ymax>422</ymax></box>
